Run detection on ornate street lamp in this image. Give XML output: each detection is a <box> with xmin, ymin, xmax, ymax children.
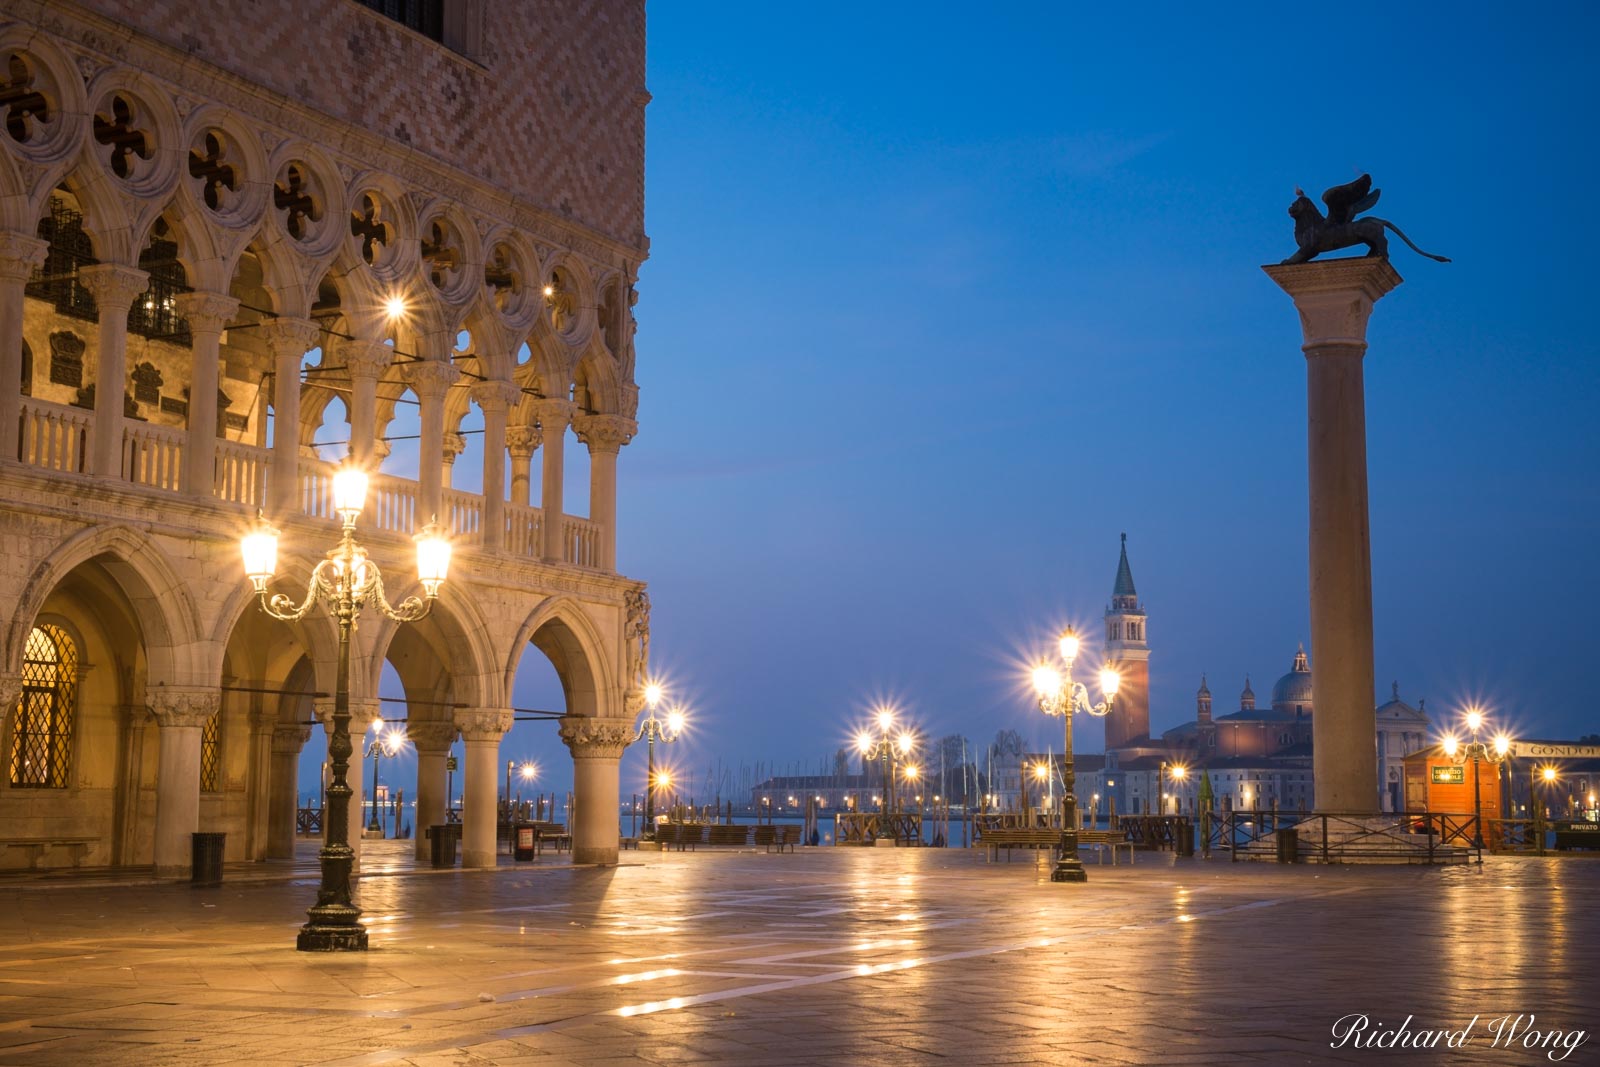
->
<box><xmin>363</xmin><ymin>725</ymin><xmax>406</xmax><ymax>834</ymax></box>
<box><xmin>241</xmin><ymin>460</ymin><xmax>450</xmax><ymax>951</ymax></box>
<box><xmin>1440</xmin><ymin>706</ymin><xmax>1511</xmax><ymax>852</ymax></box>
<box><xmin>856</xmin><ymin>706</ymin><xmax>914</xmax><ymax>815</ymax></box>
<box><xmin>631</xmin><ymin>682</ymin><xmax>685</xmax><ymax>840</ymax></box>
<box><xmin>1031</xmin><ymin>626</ymin><xmax>1119</xmax><ymax>883</ymax></box>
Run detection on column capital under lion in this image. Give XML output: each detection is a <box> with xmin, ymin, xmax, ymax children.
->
<box><xmin>559</xmin><ymin>715</ymin><xmax>634</xmax><ymax>760</ymax></box>
<box><xmin>146</xmin><ymin>686</ymin><xmax>220</xmax><ymax>729</ymax></box>
<box><xmin>455</xmin><ymin>708</ymin><xmax>513</xmax><ymax>742</ymax></box>
<box><xmin>1261</xmin><ymin>259</ymin><xmax>1403</xmax><ymax>352</ymax></box>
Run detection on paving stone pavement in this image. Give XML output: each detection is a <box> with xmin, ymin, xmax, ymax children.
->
<box><xmin>0</xmin><ymin>846</ymin><xmax>1595</xmax><ymax>1066</ymax></box>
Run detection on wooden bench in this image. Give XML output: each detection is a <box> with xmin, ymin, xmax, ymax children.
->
<box><xmin>0</xmin><ymin>836</ymin><xmax>97</xmax><ymax>869</ymax></box>
<box><xmin>706</xmin><ymin>824</ymin><xmax>752</xmax><ymax>848</ymax></box>
<box><xmin>753</xmin><ymin>825</ymin><xmax>800</xmax><ymax>853</ymax></box>
<box><xmin>1077</xmin><ymin>830</ymin><xmax>1135</xmax><ymax>865</ymax></box>
<box><xmin>663</xmin><ymin>822</ymin><xmax>707</xmax><ymax>851</ymax></box>
<box><xmin>980</xmin><ymin>828</ymin><xmax>1063</xmax><ymax>862</ymax></box>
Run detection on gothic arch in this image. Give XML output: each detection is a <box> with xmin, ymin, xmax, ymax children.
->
<box><xmin>506</xmin><ymin>596</ymin><xmax>613</xmax><ymax>719</ymax></box>
<box><xmin>208</xmin><ymin>556</ymin><xmax>341</xmax><ymax>699</ymax></box>
<box><xmin>361</xmin><ymin>582</ymin><xmax>498</xmax><ymax>712</ymax></box>
<box><xmin>5</xmin><ymin>524</ymin><xmax>200</xmax><ymax>685</ymax></box>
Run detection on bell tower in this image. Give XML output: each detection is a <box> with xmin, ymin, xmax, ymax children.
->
<box><xmin>1104</xmin><ymin>533</ymin><xmax>1150</xmax><ymax>749</ymax></box>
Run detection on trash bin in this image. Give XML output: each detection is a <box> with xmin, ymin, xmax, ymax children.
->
<box><xmin>192</xmin><ymin>832</ymin><xmax>226</xmax><ymax>887</ymax></box>
<box><xmin>513</xmin><ymin>823</ymin><xmax>537</xmax><ymax>862</ymax></box>
<box><xmin>428</xmin><ymin>824</ymin><xmax>460</xmax><ymax>868</ymax></box>
<box><xmin>1177</xmin><ymin>820</ymin><xmax>1195</xmax><ymax>857</ymax></box>
<box><xmin>1276</xmin><ymin>828</ymin><xmax>1299</xmax><ymax>864</ymax></box>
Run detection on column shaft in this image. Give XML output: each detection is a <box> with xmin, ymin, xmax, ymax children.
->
<box><xmin>571</xmin><ymin>755</ymin><xmax>621</xmax><ymax>864</ymax></box>
<box><xmin>536</xmin><ymin>402</ymin><xmax>571</xmax><ymax>562</ymax></box>
<box><xmin>78</xmin><ymin>265</ymin><xmax>149</xmax><ymax>478</ymax></box>
<box><xmin>267</xmin><ymin>729</ymin><xmax>307</xmax><ymax>860</ymax></box>
<box><xmin>406</xmin><ymin>361</ymin><xmax>460</xmax><ymax>522</ymax></box>
<box><xmin>342</xmin><ymin>341</ymin><xmax>392</xmax><ymax>466</ymax></box>
<box><xmin>463</xmin><ymin>736</ymin><xmax>501</xmax><ymax>867</ymax></box>
<box><xmin>149</xmin><ymin>688</ymin><xmax>218</xmax><ymax>879</ymax></box>
<box><xmin>174</xmin><ymin>292</ymin><xmax>240</xmax><ymax>497</ymax></box>
<box><xmin>0</xmin><ymin>234</ymin><xmax>48</xmax><ymax>459</ymax></box>
<box><xmin>261</xmin><ymin>318</ymin><xmax>321</xmax><ymax>514</ymax></box>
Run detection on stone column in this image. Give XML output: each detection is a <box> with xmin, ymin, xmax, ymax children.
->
<box><xmin>506</xmin><ymin>426</ymin><xmax>540</xmax><ymax>506</ymax></box>
<box><xmin>440</xmin><ymin>431</ymin><xmax>465</xmax><ymax>489</ymax></box>
<box><xmin>534</xmin><ymin>400</ymin><xmax>572</xmax><ymax>562</ymax></box>
<box><xmin>408</xmin><ymin>720</ymin><xmax>458</xmax><ymax>861</ymax></box>
<box><xmin>573</xmin><ymin>414</ymin><xmax>636</xmax><ymax>572</ymax></box>
<box><xmin>456</xmin><ymin>709</ymin><xmax>513</xmax><ymax>868</ymax></box>
<box><xmin>172</xmin><ymin>291</ymin><xmax>240</xmax><ymax>497</ymax></box>
<box><xmin>149</xmin><ymin>687</ymin><xmax>219</xmax><ymax>879</ymax></box>
<box><xmin>260</xmin><ymin>317</ymin><xmax>322</xmax><ymax>514</ymax></box>
<box><xmin>0</xmin><ymin>232</ymin><xmax>47</xmax><ymax>459</ymax></box>
<box><xmin>471</xmin><ymin>381</ymin><xmax>521</xmax><ymax>552</ymax></box>
<box><xmin>559</xmin><ymin>715</ymin><xmax>632</xmax><ymax>865</ymax></box>
<box><xmin>404</xmin><ymin>360</ymin><xmax>461</xmax><ymax>523</ymax></box>
<box><xmin>267</xmin><ymin>723</ymin><xmax>310</xmax><ymax>860</ymax></box>
<box><xmin>1264</xmin><ymin>258</ymin><xmax>1401</xmax><ymax>815</ymax></box>
<box><xmin>317</xmin><ymin>697</ymin><xmax>381</xmax><ymax>868</ymax></box>
<box><xmin>340</xmin><ymin>339</ymin><xmax>393</xmax><ymax>466</ymax></box>
<box><xmin>78</xmin><ymin>264</ymin><xmax>150</xmax><ymax>478</ymax></box>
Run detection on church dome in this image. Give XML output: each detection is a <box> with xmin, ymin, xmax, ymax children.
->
<box><xmin>1271</xmin><ymin>644</ymin><xmax>1313</xmax><ymax>713</ymax></box>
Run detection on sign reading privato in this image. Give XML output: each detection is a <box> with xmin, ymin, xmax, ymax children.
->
<box><xmin>1431</xmin><ymin>766</ymin><xmax>1466</xmax><ymax>785</ymax></box>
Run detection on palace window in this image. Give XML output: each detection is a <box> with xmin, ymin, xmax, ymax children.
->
<box><xmin>128</xmin><ymin>221</ymin><xmax>190</xmax><ymax>344</ymax></box>
<box><xmin>9</xmin><ymin>624</ymin><xmax>78</xmax><ymax>788</ymax></box>
<box><xmin>357</xmin><ymin>0</ymin><xmax>444</xmax><ymax>41</ymax></box>
<box><xmin>200</xmin><ymin>710</ymin><xmax>222</xmax><ymax>792</ymax></box>
<box><xmin>26</xmin><ymin>194</ymin><xmax>98</xmax><ymax>322</ymax></box>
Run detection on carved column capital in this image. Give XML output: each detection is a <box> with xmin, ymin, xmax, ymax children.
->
<box><xmin>314</xmin><ymin>697</ymin><xmax>382</xmax><ymax>733</ymax></box>
<box><xmin>259</xmin><ymin>316</ymin><xmax>323</xmax><ymax>357</ymax></box>
<box><xmin>455</xmin><ymin>708</ymin><xmax>513</xmax><ymax>742</ymax></box>
<box><xmin>506</xmin><ymin>425</ymin><xmax>542</xmax><ymax>458</ymax></box>
<box><xmin>406</xmin><ymin>719</ymin><xmax>459</xmax><ymax>753</ymax></box>
<box><xmin>559</xmin><ymin>715</ymin><xmax>634</xmax><ymax>759</ymax></box>
<box><xmin>172</xmin><ymin>290</ymin><xmax>240</xmax><ymax>334</ymax></box>
<box><xmin>402</xmin><ymin>358</ymin><xmax>461</xmax><ymax>400</ymax></box>
<box><xmin>146</xmin><ymin>686</ymin><xmax>220</xmax><ymax>729</ymax></box>
<box><xmin>0</xmin><ymin>672</ymin><xmax>20</xmax><ymax>726</ymax></box>
<box><xmin>0</xmin><ymin>232</ymin><xmax>47</xmax><ymax>283</ymax></box>
<box><xmin>442</xmin><ymin>431</ymin><xmax>466</xmax><ymax>461</ymax></box>
<box><xmin>338</xmin><ymin>339</ymin><xmax>394</xmax><ymax>382</ymax></box>
<box><xmin>1262</xmin><ymin>259</ymin><xmax>1403</xmax><ymax>352</ymax></box>
<box><xmin>572</xmin><ymin>414</ymin><xmax>637</xmax><ymax>455</ymax></box>
<box><xmin>77</xmin><ymin>263</ymin><xmax>150</xmax><ymax>311</ymax></box>
<box><xmin>532</xmin><ymin>399</ymin><xmax>573</xmax><ymax>435</ymax></box>
<box><xmin>470</xmin><ymin>379</ymin><xmax>523</xmax><ymax>413</ymax></box>
<box><xmin>272</xmin><ymin>724</ymin><xmax>312</xmax><ymax>755</ymax></box>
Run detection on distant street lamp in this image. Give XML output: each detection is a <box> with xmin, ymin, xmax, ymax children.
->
<box><xmin>241</xmin><ymin>460</ymin><xmax>450</xmax><ymax>951</ymax></box>
<box><xmin>632</xmin><ymin>683</ymin><xmax>685</xmax><ymax>839</ymax></box>
<box><xmin>364</xmin><ymin>725</ymin><xmax>406</xmax><ymax>833</ymax></box>
<box><xmin>857</xmin><ymin>706</ymin><xmax>914</xmax><ymax>815</ymax></box>
<box><xmin>1032</xmin><ymin>626</ymin><xmax>1119</xmax><ymax>883</ymax></box>
<box><xmin>1441</xmin><ymin>707</ymin><xmax>1510</xmax><ymax>851</ymax></box>
<box><xmin>1159</xmin><ymin>762</ymin><xmax>1188</xmax><ymax>815</ymax></box>
<box><xmin>1536</xmin><ymin>766</ymin><xmax>1558</xmax><ymax>856</ymax></box>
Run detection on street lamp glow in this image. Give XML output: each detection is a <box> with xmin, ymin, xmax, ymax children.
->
<box><xmin>1032</xmin><ymin>665</ymin><xmax>1062</xmax><ymax>697</ymax></box>
<box><xmin>904</xmin><ymin>765</ymin><xmax>919</xmax><ymax>781</ymax></box>
<box><xmin>856</xmin><ymin>731</ymin><xmax>874</xmax><ymax>755</ymax></box>
<box><xmin>644</xmin><ymin>682</ymin><xmax>664</xmax><ymax>708</ymax></box>
<box><xmin>876</xmin><ymin>707</ymin><xmax>895</xmax><ymax>732</ymax></box>
<box><xmin>896</xmin><ymin>732</ymin><xmax>914</xmax><ymax>755</ymax></box>
<box><xmin>331</xmin><ymin>462</ymin><xmax>369</xmax><ymax>525</ymax></box>
<box><xmin>383</xmin><ymin>294</ymin><xmax>407</xmax><ymax>319</ymax></box>
<box><xmin>1493</xmin><ymin>735</ymin><xmax>1510</xmax><ymax>758</ymax></box>
<box><xmin>518</xmin><ymin>761</ymin><xmax>538</xmax><ymax>782</ymax></box>
<box><xmin>1033</xmin><ymin>763</ymin><xmax>1049</xmax><ymax>781</ymax></box>
<box><xmin>413</xmin><ymin>521</ymin><xmax>451</xmax><ymax>598</ymax></box>
<box><xmin>1543</xmin><ymin>767</ymin><xmax>1558</xmax><ymax>783</ymax></box>
<box><xmin>1099</xmin><ymin>668</ymin><xmax>1121</xmax><ymax>698</ymax></box>
<box><xmin>1058</xmin><ymin>628</ymin><xmax>1081</xmax><ymax>663</ymax></box>
<box><xmin>1465</xmin><ymin>708</ymin><xmax>1483</xmax><ymax>733</ymax></box>
<box><xmin>1171</xmin><ymin>765</ymin><xmax>1188</xmax><ymax>780</ymax></box>
<box><xmin>241</xmin><ymin>520</ymin><xmax>280</xmax><ymax>592</ymax></box>
<box><xmin>1442</xmin><ymin>736</ymin><xmax>1459</xmax><ymax>757</ymax></box>
<box><xmin>666</xmin><ymin>709</ymin><xmax>686</xmax><ymax>734</ymax></box>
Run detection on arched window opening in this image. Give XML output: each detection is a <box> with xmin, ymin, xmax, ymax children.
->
<box><xmin>26</xmin><ymin>191</ymin><xmax>99</xmax><ymax>321</ymax></box>
<box><xmin>9</xmin><ymin>624</ymin><xmax>79</xmax><ymax>788</ymax></box>
<box><xmin>200</xmin><ymin>710</ymin><xmax>223</xmax><ymax>792</ymax></box>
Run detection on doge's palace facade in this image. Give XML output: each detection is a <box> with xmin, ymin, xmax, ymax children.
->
<box><xmin>0</xmin><ymin>1</ymin><xmax>651</xmax><ymax>874</ymax></box>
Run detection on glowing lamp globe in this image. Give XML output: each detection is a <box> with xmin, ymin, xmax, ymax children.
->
<box><xmin>414</xmin><ymin>522</ymin><xmax>451</xmax><ymax>598</ymax></box>
<box><xmin>331</xmin><ymin>463</ymin><xmax>369</xmax><ymax>524</ymax></box>
<box><xmin>896</xmin><ymin>732</ymin><xmax>914</xmax><ymax>755</ymax></box>
<box><xmin>1494</xmin><ymin>735</ymin><xmax>1510</xmax><ymax>758</ymax></box>
<box><xmin>1099</xmin><ymin>668</ymin><xmax>1121</xmax><ymax>698</ymax></box>
<box><xmin>1442</xmin><ymin>736</ymin><xmax>1459</xmax><ymax>757</ymax></box>
<box><xmin>1465</xmin><ymin>709</ymin><xmax>1484</xmax><ymax>733</ymax></box>
<box><xmin>240</xmin><ymin>521</ymin><xmax>280</xmax><ymax>591</ymax></box>
<box><xmin>1058</xmin><ymin>628</ymin><xmax>1081</xmax><ymax>663</ymax></box>
<box><xmin>666</xmin><ymin>709</ymin><xmax>686</xmax><ymax>735</ymax></box>
<box><xmin>1032</xmin><ymin>666</ymin><xmax>1062</xmax><ymax>697</ymax></box>
<box><xmin>1171</xmin><ymin>765</ymin><xmax>1188</xmax><ymax>780</ymax></box>
<box><xmin>644</xmin><ymin>682</ymin><xmax>664</xmax><ymax>708</ymax></box>
<box><xmin>876</xmin><ymin>708</ymin><xmax>895</xmax><ymax>732</ymax></box>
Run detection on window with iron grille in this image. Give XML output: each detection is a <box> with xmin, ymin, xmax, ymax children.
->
<box><xmin>356</xmin><ymin>0</ymin><xmax>444</xmax><ymax>42</ymax></box>
<box><xmin>200</xmin><ymin>709</ymin><xmax>222</xmax><ymax>792</ymax></box>
<box><xmin>128</xmin><ymin>234</ymin><xmax>190</xmax><ymax>345</ymax></box>
<box><xmin>26</xmin><ymin>196</ymin><xmax>98</xmax><ymax>322</ymax></box>
<box><xmin>8</xmin><ymin>624</ymin><xmax>78</xmax><ymax>788</ymax></box>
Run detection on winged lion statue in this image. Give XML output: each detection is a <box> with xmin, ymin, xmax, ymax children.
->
<box><xmin>1282</xmin><ymin>174</ymin><xmax>1450</xmax><ymax>265</ymax></box>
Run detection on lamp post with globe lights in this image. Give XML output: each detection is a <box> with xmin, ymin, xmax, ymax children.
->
<box><xmin>1031</xmin><ymin>626</ymin><xmax>1120</xmax><ymax>883</ymax></box>
<box><xmin>1441</xmin><ymin>707</ymin><xmax>1511</xmax><ymax>852</ymax></box>
<box><xmin>240</xmin><ymin>460</ymin><xmax>450</xmax><ymax>951</ymax></box>
<box><xmin>856</xmin><ymin>706</ymin><xmax>915</xmax><ymax>815</ymax></box>
<box><xmin>364</xmin><ymin>725</ymin><xmax>406</xmax><ymax>834</ymax></box>
<box><xmin>632</xmin><ymin>682</ymin><xmax>685</xmax><ymax>840</ymax></box>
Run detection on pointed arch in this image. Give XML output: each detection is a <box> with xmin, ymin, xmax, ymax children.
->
<box><xmin>506</xmin><ymin>595</ymin><xmax>615</xmax><ymax>719</ymax></box>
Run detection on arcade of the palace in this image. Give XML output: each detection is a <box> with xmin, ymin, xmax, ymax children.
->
<box><xmin>0</xmin><ymin>3</ymin><xmax>652</xmax><ymax>875</ymax></box>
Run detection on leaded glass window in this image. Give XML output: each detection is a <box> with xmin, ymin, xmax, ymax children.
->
<box><xmin>200</xmin><ymin>710</ymin><xmax>222</xmax><ymax>792</ymax></box>
<box><xmin>9</xmin><ymin>624</ymin><xmax>78</xmax><ymax>788</ymax></box>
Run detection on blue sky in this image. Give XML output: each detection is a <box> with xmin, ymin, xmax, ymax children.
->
<box><xmin>308</xmin><ymin>3</ymin><xmax>1600</xmax><ymax>807</ymax></box>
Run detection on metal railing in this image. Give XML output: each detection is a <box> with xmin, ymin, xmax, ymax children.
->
<box><xmin>833</xmin><ymin>811</ymin><xmax>923</xmax><ymax>846</ymax></box>
<box><xmin>1212</xmin><ymin>809</ymin><xmax>1481</xmax><ymax>864</ymax></box>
